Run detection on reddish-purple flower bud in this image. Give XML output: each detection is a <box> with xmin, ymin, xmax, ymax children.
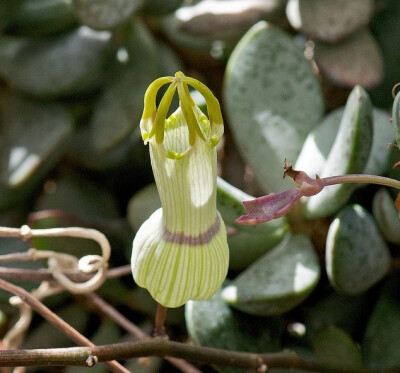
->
<box><xmin>236</xmin><ymin>162</ymin><xmax>325</xmax><ymax>225</ymax></box>
<box><xmin>236</xmin><ymin>188</ymin><xmax>300</xmax><ymax>225</ymax></box>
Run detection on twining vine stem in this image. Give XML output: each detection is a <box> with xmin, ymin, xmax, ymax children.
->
<box><xmin>0</xmin><ymin>264</ymin><xmax>132</xmax><ymax>283</ymax></box>
<box><xmin>0</xmin><ymin>338</ymin><xmax>399</xmax><ymax>373</ymax></box>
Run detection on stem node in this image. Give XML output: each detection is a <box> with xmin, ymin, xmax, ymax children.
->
<box><xmin>86</xmin><ymin>355</ymin><xmax>98</xmax><ymax>368</ymax></box>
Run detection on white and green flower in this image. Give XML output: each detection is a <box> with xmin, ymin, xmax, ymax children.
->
<box><xmin>131</xmin><ymin>72</ymin><xmax>229</xmax><ymax>308</ymax></box>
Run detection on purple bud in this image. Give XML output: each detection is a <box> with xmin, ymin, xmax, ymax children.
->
<box><xmin>236</xmin><ymin>188</ymin><xmax>300</xmax><ymax>225</ymax></box>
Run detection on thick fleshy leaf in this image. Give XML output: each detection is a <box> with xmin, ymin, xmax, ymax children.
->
<box><xmin>186</xmin><ymin>285</ymin><xmax>283</xmax><ymax>373</ymax></box>
<box><xmin>228</xmin><ymin>229</ymin><xmax>288</xmax><ymax>271</ymax></box>
<box><xmin>326</xmin><ymin>204</ymin><xmax>391</xmax><ymax>295</ymax></box>
<box><xmin>286</xmin><ymin>0</ymin><xmax>374</xmax><ymax>43</ymax></box>
<box><xmin>8</xmin><ymin>0</ymin><xmax>77</xmax><ymax>36</ymax></box>
<box><xmin>0</xmin><ymin>26</ymin><xmax>113</xmax><ymax>98</ymax></box>
<box><xmin>295</xmin><ymin>108</ymin><xmax>342</xmax><ymax>178</ymax></box>
<box><xmin>216</xmin><ymin>177</ymin><xmax>256</xmax><ymax>227</ymax></box>
<box><xmin>296</xmin><ymin>107</ymin><xmax>392</xmax><ymax>177</ymax></box>
<box><xmin>365</xmin><ymin>109</ymin><xmax>393</xmax><ymax>175</ymax></box>
<box><xmin>0</xmin><ymin>94</ymin><xmax>73</xmax><ymax>210</ymax></box>
<box><xmin>392</xmin><ymin>90</ymin><xmax>400</xmax><ymax>147</ymax></box>
<box><xmin>224</xmin><ymin>21</ymin><xmax>323</xmax><ymax>192</ymax></box>
<box><xmin>73</xmin><ymin>0</ymin><xmax>141</xmax><ymax>29</ymax></box>
<box><xmin>161</xmin><ymin>1</ymin><xmax>286</xmax><ymax>52</ymax></box>
<box><xmin>313</xmin><ymin>29</ymin><xmax>383</xmax><ymax>89</ymax></box>
<box><xmin>362</xmin><ymin>276</ymin><xmax>400</xmax><ymax>369</ymax></box>
<box><xmin>311</xmin><ymin>326</ymin><xmax>362</xmax><ymax>366</ymax></box>
<box><xmin>373</xmin><ymin>188</ymin><xmax>400</xmax><ymax>244</ymax></box>
<box><xmin>222</xmin><ymin>234</ymin><xmax>320</xmax><ymax>316</ymax></box>
<box><xmin>303</xmin><ymin>86</ymin><xmax>373</xmax><ymax>218</ymax></box>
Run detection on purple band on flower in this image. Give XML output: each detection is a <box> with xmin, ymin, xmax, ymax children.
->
<box><xmin>163</xmin><ymin>215</ymin><xmax>221</xmax><ymax>245</ymax></box>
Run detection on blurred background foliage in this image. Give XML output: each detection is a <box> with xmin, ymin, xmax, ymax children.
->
<box><xmin>0</xmin><ymin>0</ymin><xmax>400</xmax><ymax>372</ymax></box>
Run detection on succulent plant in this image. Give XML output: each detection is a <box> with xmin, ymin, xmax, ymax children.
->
<box><xmin>1</xmin><ymin>1</ymin><xmax>400</xmax><ymax>372</ymax></box>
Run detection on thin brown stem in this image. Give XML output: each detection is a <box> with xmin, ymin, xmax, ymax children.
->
<box><xmin>154</xmin><ymin>304</ymin><xmax>167</xmax><ymax>337</ymax></box>
<box><xmin>0</xmin><ymin>250</ymin><xmax>36</xmax><ymax>263</ymax></box>
<box><xmin>322</xmin><ymin>174</ymin><xmax>400</xmax><ymax>190</ymax></box>
<box><xmin>85</xmin><ymin>292</ymin><xmax>201</xmax><ymax>373</ymax></box>
<box><xmin>0</xmin><ymin>265</ymin><xmax>132</xmax><ymax>283</ymax></box>
<box><xmin>0</xmin><ymin>339</ymin><xmax>398</xmax><ymax>373</ymax></box>
<box><xmin>0</xmin><ymin>278</ymin><xmax>128</xmax><ymax>373</ymax></box>
<box><xmin>106</xmin><ymin>265</ymin><xmax>132</xmax><ymax>279</ymax></box>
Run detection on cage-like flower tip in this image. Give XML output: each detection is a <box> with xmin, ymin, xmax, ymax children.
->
<box><xmin>139</xmin><ymin>71</ymin><xmax>224</xmax><ymax>153</ymax></box>
<box><xmin>131</xmin><ymin>73</ymin><xmax>229</xmax><ymax>308</ymax></box>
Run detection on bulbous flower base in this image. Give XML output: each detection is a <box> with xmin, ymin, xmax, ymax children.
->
<box><xmin>132</xmin><ymin>208</ymin><xmax>229</xmax><ymax>308</ymax></box>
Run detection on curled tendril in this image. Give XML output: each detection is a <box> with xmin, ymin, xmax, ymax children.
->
<box><xmin>392</xmin><ymin>82</ymin><xmax>400</xmax><ymax>99</ymax></box>
<box><xmin>0</xmin><ymin>224</ymin><xmax>112</xmax><ymax>357</ymax></box>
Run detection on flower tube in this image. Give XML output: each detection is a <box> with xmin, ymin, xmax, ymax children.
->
<box><xmin>131</xmin><ymin>72</ymin><xmax>229</xmax><ymax>308</ymax></box>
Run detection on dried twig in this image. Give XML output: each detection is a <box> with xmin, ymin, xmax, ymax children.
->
<box><xmin>0</xmin><ymin>225</ymin><xmax>111</xmax><ymax>294</ymax></box>
<box><xmin>0</xmin><ymin>278</ymin><xmax>128</xmax><ymax>373</ymax></box>
<box><xmin>0</xmin><ymin>338</ymin><xmax>398</xmax><ymax>373</ymax></box>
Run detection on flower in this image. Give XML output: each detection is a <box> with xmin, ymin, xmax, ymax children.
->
<box><xmin>236</xmin><ymin>162</ymin><xmax>325</xmax><ymax>225</ymax></box>
<box><xmin>131</xmin><ymin>72</ymin><xmax>229</xmax><ymax>308</ymax></box>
